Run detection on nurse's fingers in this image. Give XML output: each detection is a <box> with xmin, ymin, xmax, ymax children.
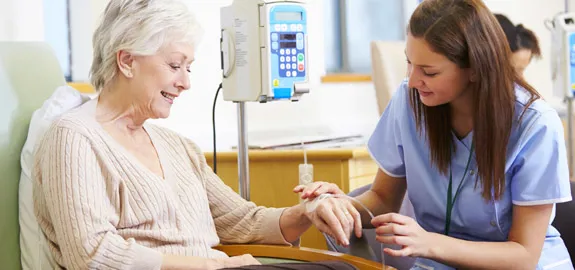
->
<box><xmin>383</xmin><ymin>246</ymin><xmax>412</xmax><ymax>257</ymax></box>
<box><xmin>294</xmin><ymin>182</ymin><xmax>344</xmax><ymax>200</ymax></box>
<box><xmin>375</xmin><ymin>235</ymin><xmax>411</xmax><ymax>246</ymax></box>
<box><xmin>310</xmin><ymin>183</ymin><xmax>344</xmax><ymax>198</ymax></box>
<box><xmin>292</xmin><ymin>184</ymin><xmax>315</xmax><ymax>194</ymax></box>
<box><xmin>371</xmin><ymin>213</ymin><xmax>412</xmax><ymax>227</ymax></box>
<box><xmin>375</xmin><ymin>223</ymin><xmax>408</xmax><ymax>236</ymax></box>
<box><xmin>294</xmin><ymin>182</ymin><xmax>323</xmax><ymax>199</ymax></box>
<box><xmin>293</xmin><ymin>183</ymin><xmax>321</xmax><ymax>193</ymax></box>
<box><xmin>292</xmin><ymin>185</ymin><xmax>305</xmax><ymax>193</ymax></box>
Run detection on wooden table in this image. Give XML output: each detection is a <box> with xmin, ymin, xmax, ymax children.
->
<box><xmin>204</xmin><ymin>148</ymin><xmax>378</xmax><ymax>250</ymax></box>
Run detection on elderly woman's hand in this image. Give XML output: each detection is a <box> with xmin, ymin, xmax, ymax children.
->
<box><xmin>303</xmin><ymin>194</ymin><xmax>362</xmax><ymax>247</ymax></box>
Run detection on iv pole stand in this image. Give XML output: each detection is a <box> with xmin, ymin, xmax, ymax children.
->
<box><xmin>237</xmin><ymin>101</ymin><xmax>250</xmax><ymax>200</ymax></box>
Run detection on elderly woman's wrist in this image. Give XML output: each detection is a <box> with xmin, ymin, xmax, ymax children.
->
<box><xmin>293</xmin><ymin>203</ymin><xmax>313</xmax><ymax>225</ymax></box>
<box><xmin>281</xmin><ymin>204</ymin><xmax>312</xmax><ymax>229</ymax></box>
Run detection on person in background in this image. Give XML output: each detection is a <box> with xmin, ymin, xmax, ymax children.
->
<box><xmin>33</xmin><ymin>0</ymin><xmax>361</xmax><ymax>269</ymax></box>
<box><xmin>495</xmin><ymin>13</ymin><xmax>542</xmax><ymax>75</ymax></box>
<box><xmin>295</xmin><ymin>0</ymin><xmax>572</xmax><ymax>269</ymax></box>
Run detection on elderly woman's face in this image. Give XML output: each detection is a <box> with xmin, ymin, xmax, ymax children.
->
<box><xmin>129</xmin><ymin>42</ymin><xmax>194</xmax><ymax>119</ymax></box>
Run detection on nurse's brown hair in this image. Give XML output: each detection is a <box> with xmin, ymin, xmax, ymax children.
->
<box><xmin>408</xmin><ymin>0</ymin><xmax>540</xmax><ymax>200</ymax></box>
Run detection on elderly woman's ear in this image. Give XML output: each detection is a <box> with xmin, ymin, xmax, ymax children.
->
<box><xmin>116</xmin><ymin>50</ymin><xmax>134</xmax><ymax>78</ymax></box>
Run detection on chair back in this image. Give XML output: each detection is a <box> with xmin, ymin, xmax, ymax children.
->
<box><xmin>0</xmin><ymin>42</ymin><xmax>65</xmax><ymax>269</ymax></box>
<box><xmin>552</xmin><ymin>181</ymin><xmax>575</xmax><ymax>267</ymax></box>
<box><xmin>370</xmin><ymin>41</ymin><xmax>407</xmax><ymax>115</ymax></box>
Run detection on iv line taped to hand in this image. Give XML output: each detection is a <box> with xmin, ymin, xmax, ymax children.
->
<box><xmin>305</xmin><ymin>194</ymin><xmax>385</xmax><ymax>267</ymax></box>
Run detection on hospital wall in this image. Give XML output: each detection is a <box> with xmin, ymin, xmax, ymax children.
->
<box><xmin>0</xmin><ymin>0</ymin><xmax>572</xmax><ymax>151</ymax></box>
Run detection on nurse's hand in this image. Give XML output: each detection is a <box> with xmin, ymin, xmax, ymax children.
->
<box><xmin>304</xmin><ymin>194</ymin><xmax>362</xmax><ymax>247</ymax></box>
<box><xmin>293</xmin><ymin>181</ymin><xmax>345</xmax><ymax>200</ymax></box>
<box><xmin>372</xmin><ymin>213</ymin><xmax>435</xmax><ymax>258</ymax></box>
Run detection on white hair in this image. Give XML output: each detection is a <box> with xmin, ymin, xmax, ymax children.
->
<box><xmin>90</xmin><ymin>0</ymin><xmax>203</xmax><ymax>91</ymax></box>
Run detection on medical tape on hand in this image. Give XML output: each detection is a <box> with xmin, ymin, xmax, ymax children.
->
<box><xmin>305</xmin><ymin>193</ymin><xmax>333</xmax><ymax>212</ymax></box>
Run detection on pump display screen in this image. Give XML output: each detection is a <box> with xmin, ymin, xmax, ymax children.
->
<box><xmin>275</xmin><ymin>11</ymin><xmax>302</xmax><ymax>21</ymax></box>
<box><xmin>280</xmin><ymin>42</ymin><xmax>296</xmax><ymax>48</ymax></box>
<box><xmin>280</xmin><ymin>34</ymin><xmax>296</xmax><ymax>40</ymax></box>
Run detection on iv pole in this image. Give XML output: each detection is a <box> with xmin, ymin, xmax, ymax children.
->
<box><xmin>220</xmin><ymin>1</ymin><xmax>310</xmax><ymax>201</ymax></box>
<box><xmin>237</xmin><ymin>102</ymin><xmax>250</xmax><ymax>200</ymax></box>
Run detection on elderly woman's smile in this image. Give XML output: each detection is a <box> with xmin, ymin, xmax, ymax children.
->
<box><xmin>161</xmin><ymin>91</ymin><xmax>176</xmax><ymax>103</ymax></box>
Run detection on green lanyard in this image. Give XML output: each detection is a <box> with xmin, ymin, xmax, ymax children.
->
<box><xmin>444</xmin><ymin>144</ymin><xmax>475</xmax><ymax>236</ymax></box>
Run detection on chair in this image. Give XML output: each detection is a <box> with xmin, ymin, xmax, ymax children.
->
<box><xmin>370</xmin><ymin>41</ymin><xmax>408</xmax><ymax>115</ymax></box>
<box><xmin>551</xmin><ymin>181</ymin><xmax>575</xmax><ymax>267</ymax></box>
<box><xmin>0</xmin><ymin>42</ymin><xmax>67</xmax><ymax>270</ymax></box>
<box><xmin>0</xmin><ymin>41</ymin><xmax>394</xmax><ymax>270</ymax></box>
<box><xmin>215</xmin><ymin>245</ymin><xmax>389</xmax><ymax>269</ymax></box>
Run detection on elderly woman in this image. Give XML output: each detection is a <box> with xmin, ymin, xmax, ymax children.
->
<box><xmin>33</xmin><ymin>0</ymin><xmax>360</xmax><ymax>269</ymax></box>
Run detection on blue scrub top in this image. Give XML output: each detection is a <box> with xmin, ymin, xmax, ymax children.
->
<box><xmin>368</xmin><ymin>81</ymin><xmax>573</xmax><ymax>270</ymax></box>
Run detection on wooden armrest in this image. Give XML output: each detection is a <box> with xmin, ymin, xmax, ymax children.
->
<box><xmin>214</xmin><ymin>245</ymin><xmax>394</xmax><ymax>270</ymax></box>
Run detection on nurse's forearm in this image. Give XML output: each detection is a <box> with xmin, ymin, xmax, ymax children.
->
<box><xmin>427</xmin><ymin>233</ymin><xmax>536</xmax><ymax>269</ymax></box>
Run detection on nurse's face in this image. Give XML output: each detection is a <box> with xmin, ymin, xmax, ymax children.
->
<box><xmin>511</xmin><ymin>49</ymin><xmax>532</xmax><ymax>75</ymax></box>
<box><xmin>405</xmin><ymin>33</ymin><xmax>473</xmax><ymax>107</ymax></box>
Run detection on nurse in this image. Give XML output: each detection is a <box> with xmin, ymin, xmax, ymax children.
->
<box><xmin>495</xmin><ymin>13</ymin><xmax>541</xmax><ymax>75</ymax></box>
<box><xmin>296</xmin><ymin>0</ymin><xmax>573</xmax><ymax>269</ymax></box>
